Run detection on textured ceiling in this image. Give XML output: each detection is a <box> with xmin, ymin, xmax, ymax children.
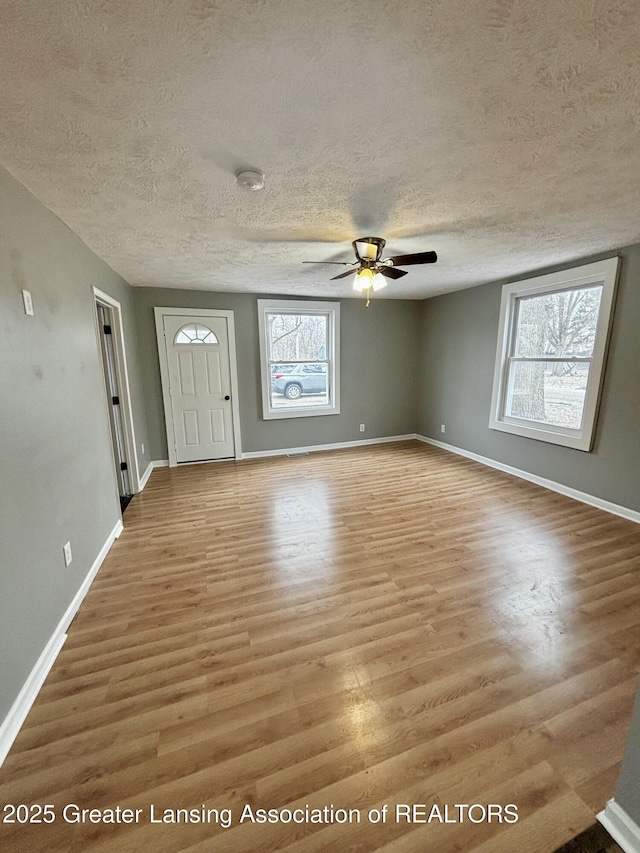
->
<box><xmin>1</xmin><ymin>0</ymin><xmax>640</xmax><ymax>299</ymax></box>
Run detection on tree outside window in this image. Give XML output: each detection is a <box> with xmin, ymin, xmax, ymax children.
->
<box><xmin>257</xmin><ymin>300</ymin><xmax>340</xmax><ymax>420</ymax></box>
<box><xmin>490</xmin><ymin>258</ymin><xmax>619</xmax><ymax>451</ymax></box>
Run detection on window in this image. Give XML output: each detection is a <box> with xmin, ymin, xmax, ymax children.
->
<box><xmin>174</xmin><ymin>323</ymin><xmax>218</xmax><ymax>345</ymax></box>
<box><xmin>257</xmin><ymin>299</ymin><xmax>340</xmax><ymax>419</ymax></box>
<box><xmin>489</xmin><ymin>258</ymin><xmax>619</xmax><ymax>451</ymax></box>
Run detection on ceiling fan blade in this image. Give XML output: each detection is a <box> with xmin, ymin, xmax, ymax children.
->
<box><xmin>302</xmin><ymin>261</ymin><xmax>354</xmax><ymax>265</ymax></box>
<box><xmin>379</xmin><ymin>266</ymin><xmax>409</xmax><ymax>279</ymax></box>
<box><xmin>385</xmin><ymin>251</ymin><xmax>438</xmax><ymax>266</ymax></box>
<box><xmin>330</xmin><ymin>268</ymin><xmax>359</xmax><ymax>280</ymax></box>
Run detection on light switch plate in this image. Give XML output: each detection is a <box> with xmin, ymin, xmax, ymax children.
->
<box><xmin>22</xmin><ymin>290</ymin><xmax>34</xmax><ymax>316</ymax></box>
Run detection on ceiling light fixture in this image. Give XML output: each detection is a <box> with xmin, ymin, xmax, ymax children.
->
<box><xmin>303</xmin><ymin>237</ymin><xmax>437</xmax><ymax>307</ymax></box>
<box><xmin>352</xmin><ymin>267</ymin><xmax>387</xmax><ymax>306</ymax></box>
<box><xmin>235</xmin><ymin>169</ymin><xmax>265</xmax><ymax>191</ymax></box>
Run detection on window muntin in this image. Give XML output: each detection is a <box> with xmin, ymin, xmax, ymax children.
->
<box><xmin>489</xmin><ymin>258</ymin><xmax>619</xmax><ymax>451</ymax></box>
<box><xmin>174</xmin><ymin>323</ymin><xmax>218</xmax><ymax>345</ymax></box>
<box><xmin>258</xmin><ymin>300</ymin><xmax>340</xmax><ymax>419</ymax></box>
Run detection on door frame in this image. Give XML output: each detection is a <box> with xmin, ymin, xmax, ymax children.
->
<box><xmin>154</xmin><ymin>307</ymin><xmax>243</xmax><ymax>467</ymax></box>
<box><xmin>93</xmin><ymin>288</ymin><xmax>141</xmax><ymax>494</ymax></box>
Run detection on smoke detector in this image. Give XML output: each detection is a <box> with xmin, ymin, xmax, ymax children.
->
<box><xmin>236</xmin><ymin>169</ymin><xmax>265</xmax><ymax>191</ymax></box>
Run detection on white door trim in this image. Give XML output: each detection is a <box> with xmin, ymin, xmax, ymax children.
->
<box><xmin>93</xmin><ymin>288</ymin><xmax>141</xmax><ymax>493</ymax></box>
<box><xmin>154</xmin><ymin>307</ymin><xmax>243</xmax><ymax>467</ymax></box>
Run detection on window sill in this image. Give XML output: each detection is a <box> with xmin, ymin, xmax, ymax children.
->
<box><xmin>263</xmin><ymin>405</ymin><xmax>341</xmax><ymax>420</ymax></box>
<box><xmin>489</xmin><ymin>417</ymin><xmax>591</xmax><ymax>451</ymax></box>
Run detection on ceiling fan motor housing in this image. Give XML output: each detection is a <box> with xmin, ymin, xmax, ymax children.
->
<box><xmin>353</xmin><ymin>237</ymin><xmax>386</xmax><ymax>264</ymax></box>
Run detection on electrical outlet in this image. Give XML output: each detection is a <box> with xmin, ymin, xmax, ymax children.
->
<box><xmin>441</xmin><ymin>424</ymin><xmax>446</xmax><ymax>433</ymax></box>
<box><xmin>359</xmin><ymin>423</ymin><xmax>365</xmax><ymax>432</ymax></box>
<box><xmin>22</xmin><ymin>290</ymin><xmax>34</xmax><ymax>316</ymax></box>
<box><xmin>63</xmin><ymin>541</ymin><xmax>73</xmax><ymax>567</ymax></box>
<box><xmin>141</xmin><ymin>443</ymin><xmax>145</xmax><ymax>455</ymax></box>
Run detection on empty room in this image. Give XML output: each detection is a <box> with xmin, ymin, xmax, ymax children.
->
<box><xmin>2</xmin><ymin>2</ymin><xmax>640</xmax><ymax>852</ymax></box>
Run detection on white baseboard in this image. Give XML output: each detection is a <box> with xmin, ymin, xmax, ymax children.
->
<box><xmin>414</xmin><ymin>435</ymin><xmax>640</xmax><ymax>524</ymax></box>
<box><xmin>0</xmin><ymin>518</ymin><xmax>123</xmax><ymax>768</ymax></box>
<box><xmin>57</xmin><ymin>519</ymin><xmax>123</xmax><ymax>635</ymax></box>
<box><xmin>0</xmin><ymin>633</ymin><xmax>66</xmax><ymax>769</ymax></box>
<box><xmin>138</xmin><ymin>461</ymin><xmax>154</xmax><ymax>491</ymax></box>
<box><xmin>241</xmin><ymin>434</ymin><xmax>415</xmax><ymax>460</ymax></box>
<box><xmin>598</xmin><ymin>799</ymin><xmax>640</xmax><ymax>853</ymax></box>
<box><xmin>138</xmin><ymin>459</ymin><xmax>168</xmax><ymax>489</ymax></box>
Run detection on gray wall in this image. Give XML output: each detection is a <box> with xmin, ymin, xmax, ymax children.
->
<box><xmin>0</xmin><ymin>165</ymin><xmax>149</xmax><ymax>721</ymax></box>
<box><xmin>133</xmin><ymin>287</ymin><xmax>421</xmax><ymax>457</ymax></box>
<box><xmin>417</xmin><ymin>245</ymin><xmax>640</xmax><ymax>513</ymax></box>
<box><xmin>615</xmin><ymin>684</ymin><xmax>640</xmax><ymax>825</ymax></box>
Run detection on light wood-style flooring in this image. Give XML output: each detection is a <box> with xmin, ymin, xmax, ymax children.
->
<box><xmin>2</xmin><ymin>441</ymin><xmax>640</xmax><ymax>852</ymax></box>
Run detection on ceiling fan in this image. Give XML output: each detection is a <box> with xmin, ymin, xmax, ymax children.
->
<box><xmin>303</xmin><ymin>237</ymin><xmax>437</xmax><ymax>305</ymax></box>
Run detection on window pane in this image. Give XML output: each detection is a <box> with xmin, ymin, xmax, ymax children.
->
<box><xmin>258</xmin><ymin>299</ymin><xmax>340</xmax><ymax>420</ymax></box>
<box><xmin>269</xmin><ymin>361</ymin><xmax>329</xmax><ymax>410</ymax></box>
<box><xmin>514</xmin><ymin>286</ymin><xmax>602</xmax><ymax>358</ymax></box>
<box><xmin>505</xmin><ymin>361</ymin><xmax>590</xmax><ymax>430</ymax></box>
<box><xmin>267</xmin><ymin>313</ymin><xmax>328</xmax><ymax>362</ymax></box>
<box><xmin>174</xmin><ymin>323</ymin><xmax>218</xmax><ymax>345</ymax></box>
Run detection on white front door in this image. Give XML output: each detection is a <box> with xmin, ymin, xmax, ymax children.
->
<box><xmin>161</xmin><ymin>314</ymin><xmax>236</xmax><ymax>463</ymax></box>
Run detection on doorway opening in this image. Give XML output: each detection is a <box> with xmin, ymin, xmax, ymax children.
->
<box><xmin>94</xmin><ymin>290</ymin><xmax>140</xmax><ymax>512</ymax></box>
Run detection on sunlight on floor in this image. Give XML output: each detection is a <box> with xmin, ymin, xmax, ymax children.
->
<box><xmin>269</xmin><ymin>475</ymin><xmax>336</xmax><ymax>577</ymax></box>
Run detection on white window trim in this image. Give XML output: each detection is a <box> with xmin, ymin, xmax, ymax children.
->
<box><xmin>257</xmin><ymin>299</ymin><xmax>340</xmax><ymax>420</ymax></box>
<box><xmin>489</xmin><ymin>257</ymin><xmax>620</xmax><ymax>451</ymax></box>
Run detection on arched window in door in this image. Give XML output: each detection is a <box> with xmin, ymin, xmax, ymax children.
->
<box><xmin>174</xmin><ymin>324</ymin><xmax>219</xmax><ymax>345</ymax></box>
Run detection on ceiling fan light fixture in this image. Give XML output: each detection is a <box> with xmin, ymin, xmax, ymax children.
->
<box><xmin>353</xmin><ymin>267</ymin><xmax>374</xmax><ymax>291</ymax></box>
<box><xmin>235</xmin><ymin>169</ymin><xmax>265</xmax><ymax>191</ymax></box>
<box><xmin>353</xmin><ymin>268</ymin><xmax>387</xmax><ymax>295</ymax></box>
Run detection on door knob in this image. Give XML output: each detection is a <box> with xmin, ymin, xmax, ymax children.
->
<box><xmin>224</xmin><ymin>395</ymin><xmax>230</xmax><ymax>400</ymax></box>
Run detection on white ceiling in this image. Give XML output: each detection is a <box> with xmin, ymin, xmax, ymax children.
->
<box><xmin>1</xmin><ymin>0</ymin><xmax>640</xmax><ymax>299</ymax></box>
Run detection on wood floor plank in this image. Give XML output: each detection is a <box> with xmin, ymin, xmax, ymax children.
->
<box><xmin>1</xmin><ymin>442</ymin><xmax>639</xmax><ymax>852</ymax></box>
